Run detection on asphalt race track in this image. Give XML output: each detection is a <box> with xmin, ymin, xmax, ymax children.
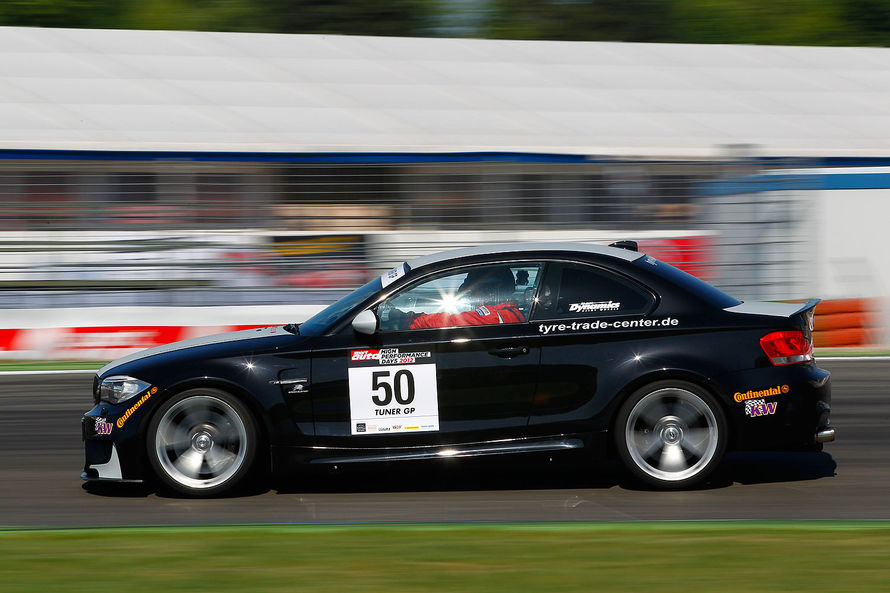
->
<box><xmin>1</xmin><ymin>359</ymin><xmax>886</xmax><ymax>526</ymax></box>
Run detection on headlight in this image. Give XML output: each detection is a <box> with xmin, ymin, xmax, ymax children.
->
<box><xmin>99</xmin><ymin>376</ymin><xmax>152</xmax><ymax>404</ymax></box>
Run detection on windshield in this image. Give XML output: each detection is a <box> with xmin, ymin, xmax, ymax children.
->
<box><xmin>298</xmin><ymin>277</ymin><xmax>383</xmax><ymax>335</ymax></box>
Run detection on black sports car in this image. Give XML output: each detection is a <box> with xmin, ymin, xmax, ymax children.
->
<box><xmin>82</xmin><ymin>242</ymin><xmax>834</xmax><ymax>496</ymax></box>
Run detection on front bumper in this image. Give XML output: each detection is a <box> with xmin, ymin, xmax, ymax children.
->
<box><xmin>81</xmin><ymin>406</ymin><xmax>146</xmax><ymax>483</ymax></box>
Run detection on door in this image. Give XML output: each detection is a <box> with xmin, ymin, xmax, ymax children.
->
<box><xmin>309</xmin><ymin>261</ymin><xmax>544</xmax><ymax>447</ymax></box>
<box><xmin>529</xmin><ymin>261</ymin><xmax>657</xmax><ymax>432</ymax></box>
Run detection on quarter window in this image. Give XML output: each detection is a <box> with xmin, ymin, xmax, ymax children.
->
<box><xmin>532</xmin><ymin>263</ymin><xmax>654</xmax><ymax>320</ymax></box>
<box><xmin>378</xmin><ymin>263</ymin><xmax>543</xmax><ymax>331</ymax></box>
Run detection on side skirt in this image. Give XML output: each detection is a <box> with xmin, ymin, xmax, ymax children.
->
<box><xmin>305</xmin><ymin>436</ymin><xmax>584</xmax><ymax>465</ymax></box>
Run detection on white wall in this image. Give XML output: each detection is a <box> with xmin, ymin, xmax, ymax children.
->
<box><xmin>817</xmin><ymin>189</ymin><xmax>890</xmax><ymax>300</ymax></box>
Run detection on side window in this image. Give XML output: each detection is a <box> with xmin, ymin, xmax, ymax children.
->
<box><xmin>532</xmin><ymin>263</ymin><xmax>654</xmax><ymax>320</ymax></box>
<box><xmin>377</xmin><ymin>263</ymin><xmax>542</xmax><ymax>331</ymax></box>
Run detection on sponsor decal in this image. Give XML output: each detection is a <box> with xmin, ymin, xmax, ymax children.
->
<box><xmin>537</xmin><ymin>317</ymin><xmax>679</xmax><ymax>335</ymax></box>
<box><xmin>733</xmin><ymin>384</ymin><xmax>789</xmax><ymax>403</ymax></box>
<box><xmin>475</xmin><ymin>305</ymin><xmax>490</xmax><ymax>316</ymax></box>
<box><xmin>115</xmin><ymin>386</ymin><xmax>156</xmax><ymax>429</ymax></box>
<box><xmin>745</xmin><ymin>398</ymin><xmax>778</xmax><ymax>417</ymax></box>
<box><xmin>348</xmin><ymin>362</ymin><xmax>439</xmax><ymax>435</ymax></box>
<box><xmin>350</xmin><ymin>348</ymin><xmax>432</xmax><ymax>365</ymax></box>
<box><xmin>569</xmin><ymin>300</ymin><xmax>621</xmax><ymax>313</ymax></box>
<box><xmin>94</xmin><ymin>418</ymin><xmax>113</xmax><ymax>436</ymax></box>
<box><xmin>351</xmin><ymin>349</ymin><xmax>380</xmax><ymax>361</ymax></box>
<box><xmin>381</xmin><ymin>263</ymin><xmax>408</xmax><ymax>288</ymax></box>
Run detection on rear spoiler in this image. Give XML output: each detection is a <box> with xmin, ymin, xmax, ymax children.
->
<box><xmin>790</xmin><ymin>299</ymin><xmax>821</xmax><ymax>316</ymax></box>
<box><xmin>724</xmin><ymin>298</ymin><xmax>820</xmax><ymax>318</ymax></box>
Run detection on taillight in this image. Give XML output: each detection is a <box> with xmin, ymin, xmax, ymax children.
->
<box><xmin>760</xmin><ymin>330</ymin><xmax>814</xmax><ymax>365</ymax></box>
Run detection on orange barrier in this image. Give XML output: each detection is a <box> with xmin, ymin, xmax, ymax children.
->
<box><xmin>811</xmin><ymin>298</ymin><xmax>886</xmax><ymax>348</ymax></box>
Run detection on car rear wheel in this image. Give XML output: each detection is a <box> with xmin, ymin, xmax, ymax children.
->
<box><xmin>615</xmin><ymin>381</ymin><xmax>727</xmax><ymax>489</ymax></box>
<box><xmin>147</xmin><ymin>388</ymin><xmax>257</xmax><ymax>497</ymax></box>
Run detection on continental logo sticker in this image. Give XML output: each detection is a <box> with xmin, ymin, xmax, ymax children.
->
<box><xmin>115</xmin><ymin>386</ymin><xmax>157</xmax><ymax>428</ymax></box>
<box><xmin>734</xmin><ymin>384</ymin><xmax>789</xmax><ymax>403</ymax></box>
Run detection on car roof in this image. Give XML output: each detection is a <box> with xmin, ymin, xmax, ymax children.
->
<box><xmin>405</xmin><ymin>242</ymin><xmax>645</xmax><ymax>271</ymax></box>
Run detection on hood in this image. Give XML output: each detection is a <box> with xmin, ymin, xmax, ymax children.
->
<box><xmin>97</xmin><ymin>326</ymin><xmax>291</xmax><ymax>376</ymax></box>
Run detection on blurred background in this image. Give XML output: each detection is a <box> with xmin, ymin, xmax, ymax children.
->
<box><xmin>1</xmin><ymin>0</ymin><xmax>889</xmax><ymax>360</ymax></box>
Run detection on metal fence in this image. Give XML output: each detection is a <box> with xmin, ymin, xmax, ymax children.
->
<box><xmin>0</xmin><ymin>156</ymin><xmax>815</xmax><ymax>308</ymax></box>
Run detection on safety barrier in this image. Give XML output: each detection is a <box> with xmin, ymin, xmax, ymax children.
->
<box><xmin>0</xmin><ymin>324</ymin><xmax>268</xmax><ymax>361</ymax></box>
<box><xmin>813</xmin><ymin>298</ymin><xmax>886</xmax><ymax>348</ymax></box>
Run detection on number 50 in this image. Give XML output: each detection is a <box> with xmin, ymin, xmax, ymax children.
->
<box><xmin>371</xmin><ymin>370</ymin><xmax>415</xmax><ymax>406</ymax></box>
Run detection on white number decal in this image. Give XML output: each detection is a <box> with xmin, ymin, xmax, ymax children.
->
<box><xmin>348</xmin><ymin>363</ymin><xmax>439</xmax><ymax>435</ymax></box>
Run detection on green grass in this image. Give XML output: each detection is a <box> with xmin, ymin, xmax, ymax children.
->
<box><xmin>2</xmin><ymin>522</ymin><xmax>889</xmax><ymax>592</ymax></box>
<box><xmin>815</xmin><ymin>348</ymin><xmax>890</xmax><ymax>357</ymax></box>
<box><xmin>0</xmin><ymin>360</ymin><xmax>106</xmax><ymax>371</ymax></box>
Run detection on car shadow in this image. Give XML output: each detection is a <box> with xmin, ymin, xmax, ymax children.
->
<box><xmin>82</xmin><ymin>481</ymin><xmax>153</xmax><ymax>498</ymax></box>
<box><xmin>615</xmin><ymin>451</ymin><xmax>837</xmax><ymax>492</ymax></box>
<box><xmin>274</xmin><ymin>454</ymin><xmax>624</xmax><ymax>495</ymax></box>
<box><xmin>720</xmin><ymin>450</ymin><xmax>837</xmax><ymax>485</ymax></box>
<box><xmin>276</xmin><ymin>451</ymin><xmax>838</xmax><ymax>495</ymax></box>
<box><xmin>83</xmin><ymin>451</ymin><xmax>838</xmax><ymax>498</ymax></box>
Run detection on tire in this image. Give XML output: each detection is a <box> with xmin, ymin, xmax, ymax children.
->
<box><xmin>146</xmin><ymin>387</ymin><xmax>257</xmax><ymax>497</ymax></box>
<box><xmin>614</xmin><ymin>380</ymin><xmax>727</xmax><ymax>489</ymax></box>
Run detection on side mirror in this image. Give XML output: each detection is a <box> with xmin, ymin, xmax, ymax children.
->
<box><xmin>352</xmin><ymin>309</ymin><xmax>378</xmax><ymax>335</ymax></box>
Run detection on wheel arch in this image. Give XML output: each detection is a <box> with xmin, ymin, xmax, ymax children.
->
<box><xmin>605</xmin><ymin>368</ymin><xmax>735</xmax><ymax>458</ymax></box>
<box><xmin>139</xmin><ymin>376</ymin><xmax>273</xmax><ymax>472</ymax></box>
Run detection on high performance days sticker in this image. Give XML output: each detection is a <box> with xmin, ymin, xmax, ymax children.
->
<box><xmin>348</xmin><ymin>348</ymin><xmax>439</xmax><ymax>435</ymax></box>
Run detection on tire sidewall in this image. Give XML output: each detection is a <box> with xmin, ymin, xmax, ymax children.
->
<box><xmin>146</xmin><ymin>387</ymin><xmax>257</xmax><ymax>497</ymax></box>
<box><xmin>614</xmin><ymin>380</ymin><xmax>727</xmax><ymax>490</ymax></box>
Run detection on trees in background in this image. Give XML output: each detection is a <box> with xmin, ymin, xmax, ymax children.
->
<box><xmin>1</xmin><ymin>0</ymin><xmax>888</xmax><ymax>47</ymax></box>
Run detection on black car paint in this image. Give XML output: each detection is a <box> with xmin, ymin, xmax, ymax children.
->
<box><xmin>82</xmin><ymin>247</ymin><xmax>831</xmax><ymax>483</ymax></box>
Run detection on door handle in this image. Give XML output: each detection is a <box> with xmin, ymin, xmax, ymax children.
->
<box><xmin>489</xmin><ymin>346</ymin><xmax>530</xmax><ymax>358</ymax></box>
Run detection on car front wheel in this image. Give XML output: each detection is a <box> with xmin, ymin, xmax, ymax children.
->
<box><xmin>147</xmin><ymin>388</ymin><xmax>257</xmax><ymax>496</ymax></box>
<box><xmin>615</xmin><ymin>381</ymin><xmax>727</xmax><ymax>489</ymax></box>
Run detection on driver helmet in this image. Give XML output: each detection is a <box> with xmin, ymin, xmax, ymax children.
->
<box><xmin>457</xmin><ymin>267</ymin><xmax>516</xmax><ymax>308</ymax></box>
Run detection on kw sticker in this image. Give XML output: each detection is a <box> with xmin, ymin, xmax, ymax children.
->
<box><xmin>94</xmin><ymin>418</ymin><xmax>113</xmax><ymax>436</ymax></box>
<box><xmin>733</xmin><ymin>384</ymin><xmax>789</xmax><ymax>403</ymax></box>
<box><xmin>745</xmin><ymin>399</ymin><xmax>778</xmax><ymax>417</ymax></box>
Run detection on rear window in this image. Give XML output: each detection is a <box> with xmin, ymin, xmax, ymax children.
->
<box><xmin>532</xmin><ymin>262</ymin><xmax>655</xmax><ymax>320</ymax></box>
<box><xmin>635</xmin><ymin>256</ymin><xmax>741</xmax><ymax>308</ymax></box>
